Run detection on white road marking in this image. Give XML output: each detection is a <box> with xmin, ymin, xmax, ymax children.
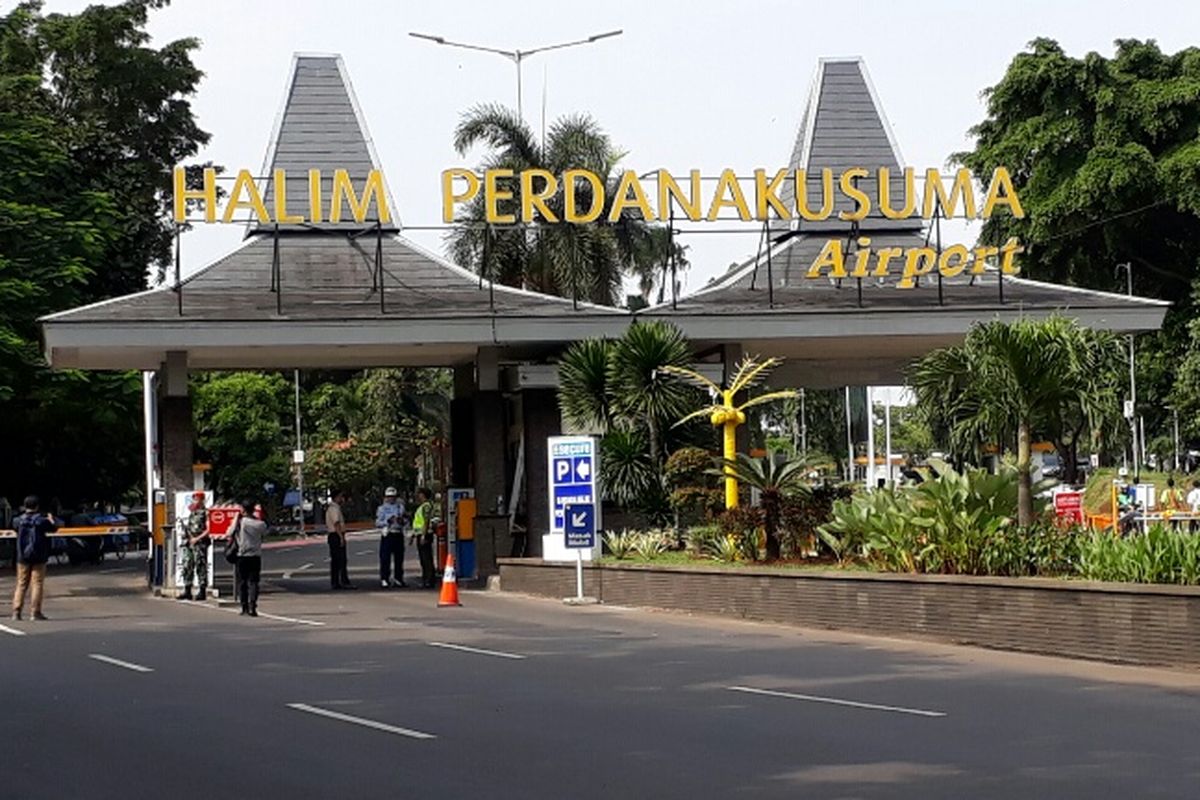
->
<box><xmin>89</xmin><ymin>653</ymin><xmax>154</xmax><ymax>673</ymax></box>
<box><xmin>177</xmin><ymin>599</ymin><xmax>325</xmax><ymax>627</ymax></box>
<box><xmin>0</xmin><ymin>623</ymin><xmax>27</xmax><ymax>637</ymax></box>
<box><xmin>257</xmin><ymin>611</ymin><xmax>325</xmax><ymax>627</ymax></box>
<box><xmin>286</xmin><ymin>703</ymin><xmax>436</xmax><ymax>739</ymax></box>
<box><xmin>428</xmin><ymin>641</ymin><xmax>526</xmax><ymax>660</ymax></box>
<box><xmin>281</xmin><ymin>562</ymin><xmax>314</xmax><ymax>579</ymax></box>
<box><xmin>727</xmin><ymin>686</ymin><xmax>946</xmax><ymax>718</ymax></box>
<box><xmin>355</xmin><ymin>549</ymin><xmax>372</xmax><ymax>556</ymax></box>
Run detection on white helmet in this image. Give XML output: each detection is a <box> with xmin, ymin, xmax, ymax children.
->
<box><xmin>384</xmin><ymin>486</ymin><xmax>398</xmax><ymax>497</ymax></box>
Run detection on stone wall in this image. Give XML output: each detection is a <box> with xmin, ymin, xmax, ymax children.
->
<box><xmin>497</xmin><ymin>559</ymin><xmax>1200</xmax><ymax>668</ymax></box>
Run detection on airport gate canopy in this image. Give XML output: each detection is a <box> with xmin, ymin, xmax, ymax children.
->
<box><xmin>42</xmin><ymin>54</ymin><xmax>1167</xmax><ymax>385</ymax></box>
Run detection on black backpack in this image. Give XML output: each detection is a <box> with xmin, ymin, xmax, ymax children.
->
<box><xmin>17</xmin><ymin>514</ymin><xmax>49</xmax><ymax>563</ymax></box>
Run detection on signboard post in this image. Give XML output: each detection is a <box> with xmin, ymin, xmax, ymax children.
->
<box><xmin>563</xmin><ymin>503</ymin><xmax>596</xmax><ymax>604</ymax></box>
<box><xmin>1053</xmin><ymin>490</ymin><xmax>1084</xmax><ymax>526</ymax></box>
<box><xmin>544</xmin><ymin>435</ymin><xmax>601</xmax><ymax>563</ymax></box>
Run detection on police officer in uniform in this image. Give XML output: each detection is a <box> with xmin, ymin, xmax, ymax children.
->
<box><xmin>180</xmin><ymin>491</ymin><xmax>210</xmax><ymax>601</ymax></box>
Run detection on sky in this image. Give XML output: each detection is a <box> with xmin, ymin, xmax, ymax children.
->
<box><xmin>41</xmin><ymin>0</ymin><xmax>1200</xmax><ymax>292</ymax></box>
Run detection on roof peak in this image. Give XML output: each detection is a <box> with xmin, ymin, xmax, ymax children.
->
<box><xmin>252</xmin><ymin>54</ymin><xmax>398</xmax><ymax>235</ymax></box>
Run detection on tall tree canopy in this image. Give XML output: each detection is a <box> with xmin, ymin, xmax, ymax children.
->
<box><xmin>448</xmin><ymin>104</ymin><xmax>684</xmax><ymax>307</ymax></box>
<box><xmin>0</xmin><ymin>0</ymin><xmax>210</xmax><ymax>506</ymax></box>
<box><xmin>957</xmin><ymin>38</ymin><xmax>1200</xmax><ymax>450</ymax></box>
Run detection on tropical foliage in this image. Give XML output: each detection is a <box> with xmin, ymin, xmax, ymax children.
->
<box><xmin>909</xmin><ymin>316</ymin><xmax>1124</xmax><ymax>525</ymax></box>
<box><xmin>817</xmin><ymin>466</ymin><xmax>1078</xmax><ymax>576</ymax></box>
<box><xmin>447</xmin><ymin>104</ymin><xmax>685</xmax><ymax>307</ymax></box>
<box><xmin>958</xmin><ymin>37</ymin><xmax>1200</xmax><ymax>466</ymax></box>
<box><xmin>0</xmin><ymin>0</ymin><xmax>210</xmax><ymax>506</ymax></box>
<box><xmin>710</xmin><ymin>454</ymin><xmax>812</xmax><ymax>560</ymax></box>
<box><xmin>558</xmin><ymin>322</ymin><xmax>703</xmax><ymax>515</ymax></box>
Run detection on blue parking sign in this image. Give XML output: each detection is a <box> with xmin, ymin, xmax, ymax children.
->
<box><xmin>547</xmin><ymin>435</ymin><xmax>600</xmax><ymax>537</ymax></box>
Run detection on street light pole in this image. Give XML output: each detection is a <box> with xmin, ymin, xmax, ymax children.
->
<box><xmin>1117</xmin><ymin>262</ymin><xmax>1138</xmax><ymax>481</ymax></box>
<box><xmin>409</xmin><ymin>30</ymin><xmax>623</xmax><ymax>121</ymax></box>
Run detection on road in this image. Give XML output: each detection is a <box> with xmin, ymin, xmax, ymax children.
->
<box><xmin>2</xmin><ymin>534</ymin><xmax>1199</xmax><ymax>799</ymax></box>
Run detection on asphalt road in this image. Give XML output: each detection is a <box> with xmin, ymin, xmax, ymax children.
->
<box><xmin>3</xmin><ymin>534</ymin><xmax>1200</xmax><ymax>799</ymax></box>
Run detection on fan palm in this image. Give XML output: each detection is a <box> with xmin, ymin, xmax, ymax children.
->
<box><xmin>447</xmin><ymin>103</ymin><xmax>680</xmax><ymax>307</ymax></box>
<box><xmin>909</xmin><ymin>316</ymin><xmax>1123</xmax><ymax>525</ymax></box>
<box><xmin>663</xmin><ymin>356</ymin><xmax>798</xmax><ymax>509</ymax></box>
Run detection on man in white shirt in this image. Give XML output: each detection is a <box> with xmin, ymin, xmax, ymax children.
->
<box><xmin>325</xmin><ymin>490</ymin><xmax>354</xmax><ymax>590</ymax></box>
<box><xmin>1187</xmin><ymin>480</ymin><xmax>1200</xmax><ymax>532</ymax></box>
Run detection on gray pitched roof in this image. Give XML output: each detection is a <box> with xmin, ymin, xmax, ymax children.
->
<box><xmin>254</xmin><ymin>54</ymin><xmax>397</xmax><ymax>233</ymax></box>
<box><xmin>649</xmin><ymin>231</ymin><xmax>1165</xmax><ymax>316</ymax></box>
<box><xmin>44</xmin><ymin>233</ymin><xmax>619</xmax><ymax>323</ymax></box>
<box><xmin>777</xmin><ymin>58</ymin><xmax>922</xmax><ymax>234</ymax></box>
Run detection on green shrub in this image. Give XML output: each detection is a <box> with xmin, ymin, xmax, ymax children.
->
<box><xmin>818</xmin><ymin>466</ymin><xmax>1067</xmax><ymax>576</ymax></box>
<box><xmin>1076</xmin><ymin>525</ymin><xmax>1200</xmax><ymax>585</ymax></box>
<box><xmin>705</xmin><ymin>534</ymin><xmax>744</xmax><ymax>563</ymax></box>
<box><xmin>603</xmin><ymin>530</ymin><xmax>637</xmax><ymax>559</ymax></box>
<box><xmin>664</xmin><ymin>447</ymin><xmax>714</xmax><ymax>489</ymax></box>
<box><xmin>683</xmin><ymin>524</ymin><xmax>721</xmax><ymax>555</ymax></box>
<box><xmin>780</xmin><ymin>483</ymin><xmax>853</xmax><ymax>557</ymax></box>
<box><xmin>631</xmin><ymin>529</ymin><xmax>673</xmax><ymax>559</ymax></box>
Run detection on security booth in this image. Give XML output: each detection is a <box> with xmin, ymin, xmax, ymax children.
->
<box><xmin>40</xmin><ymin>55</ymin><xmax>1166</xmax><ymax>580</ymax></box>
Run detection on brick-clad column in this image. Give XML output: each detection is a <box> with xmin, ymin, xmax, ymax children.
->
<box><xmin>521</xmin><ymin>388</ymin><xmax>561</xmax><ymax>558</ymax></box>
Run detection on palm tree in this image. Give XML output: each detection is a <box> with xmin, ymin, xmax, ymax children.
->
<box><xmin>448</xmin><ymin>104</ymin><xmax>679</xmax><ymax>307</ymax></box>
<box><xmin>663</xmin><ymin>356</ymin><xmax>797</xmax><ymax>510</ymax></box>
<box><xmin>557</xmin><ymin>321</ymin><xmax>694</xmax><ymax>467</ymax></box>
<box><xmin>909</xmin><ymin>316</ymin><xmax>1123</xmax><ymax>525</ymax></box>
<box><xmin>711</xmin><ymin>453</ymin><xmax>812</xmax><ymax>560</ymax></box>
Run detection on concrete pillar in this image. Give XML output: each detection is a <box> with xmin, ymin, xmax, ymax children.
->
<box><xmin>472</xmin><ymin>348</ymin><xmax>509</xmax><ymax>574</ymax></box>
<box><xmin>521</xmin><ymin>388</ymin><xmax>561</xmax><ymax>558</ymax></box>
<box><xmin>159</xmin><ymin>351</ymin><xmax>193</xmax><ymax>526</ymax></box>
<box><xmin>723</xmin><ymin>343</ymin><xmax>751</xmax><ymax>454</ymax></box>
<box><xmin>450</xmin><ymin>364</ymin><xmax>474</xmax><ymax>486</ymax></box>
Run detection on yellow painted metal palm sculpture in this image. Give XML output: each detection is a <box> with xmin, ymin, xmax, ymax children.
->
<box><xmin>662</xmin><ymin>357</ymin><xmax>796</xmax><ymax>509</ymax></box>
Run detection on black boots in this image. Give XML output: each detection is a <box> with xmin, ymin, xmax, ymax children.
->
<box><xmin>196</xmin><ymin>587</ymin><xmax>206</xmax><ymax>602</ymax></box>
<box><xmin>180</xmin><ymin>587</ymin><xmax>193</xmax><ymax>601</ymax></box>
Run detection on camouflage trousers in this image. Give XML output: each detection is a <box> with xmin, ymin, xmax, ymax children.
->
<box><xmin>181</xmin><ymin>544</ymin><xmax>208</xmax><ymax>589</ymax></box>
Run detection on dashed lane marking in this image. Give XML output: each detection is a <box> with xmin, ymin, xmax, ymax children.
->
<box><xmin>89</xmin><ymin>653</ymin><xmax>153</xmax><ymax>673</ymax></box>
<box><xmin>727</xmin><ymin>686</ymin><xmax>946</xmax><ymax>718</ymax></box>
<box><xmin>427</xmin><ymin>641</ymin><xmax>526</xmax><ymax>660</ymax></box>
<box><xmin>286</xmin><ymin>703</ymin><xmax>436</xmax><ymax>739</ymax></box>
<box><xmin>0</xmin><ymin>623</ymin><xmax>26</xmax><ymax>637</ymax></box>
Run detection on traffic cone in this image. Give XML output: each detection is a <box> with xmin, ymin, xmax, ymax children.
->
<box><xmin>438</xmin><ymin>552</ymin><xmax>462</xmax><ymax>607</ymax></box>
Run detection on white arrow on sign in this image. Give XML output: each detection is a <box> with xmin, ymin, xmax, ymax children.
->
<box><xmin>570</xmin><ymin>510</ymin><xmax>588</xmax><ymax>529</ymax></box>
<box><xmin>576</xmin><ymin>460</ymin><xmax>591</xmax><ymax>481</ymax></box>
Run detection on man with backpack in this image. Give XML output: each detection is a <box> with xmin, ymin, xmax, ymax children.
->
<box><xmin>11</xmin><ymin>496</ymin><xmax>58</xmax><ymax>621</ymax></box>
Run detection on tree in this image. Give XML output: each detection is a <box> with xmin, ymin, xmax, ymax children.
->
<box><xmin>957</xmin><ymin>38</ymin><xmax>1200</xmax><ymax>460</ymax></box>
<box><xmin>909</xmin><ymin>317</ymin><xmax>1125</xmax><ymax>525</ymax></box>
<box><xmin>558</xmin><ymin>322</ymin><xmax>701</xmax><ymax>512</ymax></box>
<box><xmin>193</xmin><ymin>373</ymin><xmax>291</xmax><ymax>500</ymax></box>
<box><xmin>711</xmin><ymin>453</ymin><xmax>812</xmax><ymax>560</ymax></box>
<box><xmin>447</xmin><ymin>104</ymin><xmax>681</xmax><ymax>307</ymax></box>
<box><xmin>0</xmin><ymin>0</ymin><xmax>210</xmax><ymax>506</ymax></box>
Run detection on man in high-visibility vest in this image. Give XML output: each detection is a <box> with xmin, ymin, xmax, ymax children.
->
<box><xmin>411</xmin><ymin>488</ymin><xmax>435</xmax><ymax>589</ymax></box>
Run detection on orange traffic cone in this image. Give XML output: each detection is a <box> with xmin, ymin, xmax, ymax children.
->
<box><xmin>438</xmin><ymin>552</ymin><xmax>462</xmax><ymax>607</ymax></box>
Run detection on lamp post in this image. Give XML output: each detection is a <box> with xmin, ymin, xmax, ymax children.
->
<box><xmin>1116</xmin><ymin>262</ymin><xmax>1138</xmax><ymax>481</ymax></box>
<box><xmin>408</xmin><ymin>30</ymin><xmax>623</xmax><ymax>121</ymax></box>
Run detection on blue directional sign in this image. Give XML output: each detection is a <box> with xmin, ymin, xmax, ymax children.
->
<box><xmin>547</xmin><ymin>435</ymin><xmax>601</xmax><ymax>537</ymax></box>
<box><xmin>564</xmin><ymin>503</ymin><xmax>595</xmax><ymax>549</ymax></box>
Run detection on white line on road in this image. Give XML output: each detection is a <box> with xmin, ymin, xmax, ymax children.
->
<box><xmin>727</xmin><ymin>686</ymin><xmax>946</xmax><ymax>718</ymax></box>
<box><xmin>355</xmin><ymin>550</ymin><xmax>372</xmax><ymax>556</ymax></box>
<box><xmin>281</xmin><ymin>562</ymin><xmax>314</xmax><ymax>579</ymax></box>
<box><xmin>89</xmin><ymin>653</ymin><xmax>153</xmax><ymax>673</ymax></box>
<box><xmin>0</xmin><ymin>623</ymin><xmax>27</xmax><ymax>637</ymax></box>
<box><xmin>286</xmin><ymin>703</ymin><xmax>436</xmax><ymax>739</ymax></box>
<box><xmin>427</xmin><ymin>641</ymin><xmax>526</xmax><ymax>660</ymax></box>
<box><xmin>177</xmin><ymin>599</ymin><xmax>326</xmax><ymax>627</ymax></box>
<box><xmin>257</xmin><ymin>611</ymin><xmax>325</xmax><ymax>627</ymax></box>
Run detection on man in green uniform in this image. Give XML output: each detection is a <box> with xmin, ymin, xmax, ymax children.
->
<box><xmin>180</xmin><ymin>491</ymin><xmax>210</xmax><ymax>601</ymax></box>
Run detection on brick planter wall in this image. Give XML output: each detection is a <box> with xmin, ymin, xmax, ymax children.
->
<box><xmin>497</xmin><ymin>559</ymin><xmax>1200</xmax><ymax>668</ymax></box>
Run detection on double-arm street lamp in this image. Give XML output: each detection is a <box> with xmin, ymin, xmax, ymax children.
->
<box><xmin>408</xmin><ymin>29</ymin><xmax>623</xmax><ymax>121</ymax></box>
